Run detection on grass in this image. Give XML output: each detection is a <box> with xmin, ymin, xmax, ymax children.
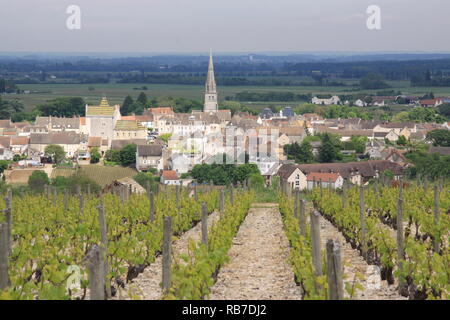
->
<box><xmin>51</xmin><ymin>164</ymin><xmax>138</xmax><ymax>187</ymax></box>
<box><xmin>5</xmin><ymin>79</ymin><xmax>450</xmax><ymax>112</ymax></box>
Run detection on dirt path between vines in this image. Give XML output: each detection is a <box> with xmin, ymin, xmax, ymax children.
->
<box><xmin>208</xmin><ymin>204</ymin><xmax>301</xmax><ymax>300</ymax></box>
<box><xmin>117</xmin><ymin>211</ymin><xmax>221</xmax><ymax>300</ymax></box>
<box><xmin>309</xmin><ymin>202</ymin><xmax>406</xmax><ymax>300</ymax></box>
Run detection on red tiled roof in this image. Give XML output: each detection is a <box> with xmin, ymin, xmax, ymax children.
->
<box><xmin>420</xmin><ymin>99</ymin><xmax>441</xmax><ymax>105</ymax></box>
<box><xmin>162</xmin><ymin>170</ymin><xmax>178</xmax><ymax>180</ymax></box>
<box><xmin>306</xmin><ymin>172</ymin><xmax>340</xmax><ymax>182</ymax></box>
<box><xmin>148</xmin><ymin>107</ymin><xmax>174</xmax><ymax>115</ymax></box>
<box><xmin>10</xmin><ymin>137</ymin><xmax>29</xmax><ymax>145</ymax></box>
<box><xmin>121</xmin><ymin>115</ymin><xmax>136</xmax><ymax>121</ymax></box>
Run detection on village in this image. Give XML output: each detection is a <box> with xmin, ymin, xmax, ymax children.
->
<box><xmin>0</xmin><ymin>53</ymin><xmax>449</xmax><ymax>193</ymax></box>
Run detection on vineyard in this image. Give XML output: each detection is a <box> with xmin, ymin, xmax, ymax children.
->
<box><xmin>0</xmin><ymin>185</ymin><xmax>230</xmax><ymax>299</ymax></box>
<box><xmin>310</xmin><ymin>181</ymin><xmax>449</xmax><ymax>300</ymax></box>
<box><xmin>0</xmin><ymin>179</ymin><xmax>448</xmax><ymax>300</ymax></box>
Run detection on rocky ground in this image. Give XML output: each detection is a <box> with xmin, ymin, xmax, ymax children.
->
<box><xmin>315</xmin><ymin>210</ymin><xmax>406</xmax><ymax>300</ymax></box>
<box><xmin>115</xmin><ymin>211</ymin><xmax>221</xmax><ymax>300</ymax></box>
<box><xmin>208</xmin><ymin>204</ymin><xmax>301</xmax><ymax>300</ymax></box>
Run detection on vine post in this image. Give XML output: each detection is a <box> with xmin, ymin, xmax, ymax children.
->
<box><xmin>201</xmin><ymin>202</ymin><xmax>208</xmax><ymax>249</ymax></box>
<box><xmin>299</xmin><ymin>199</ymin><xmax>306</xmax><ymax>237</ymax></box>
<box><xmin>85</xmin><ymin>244</ymin><xmax>105</xmax><ymax>300</ymax></box>
<box><xmin>0</xmin><ymin>223</ymin><xmax>10</xmax><ymax>290</ymax></box>
<box><xmin>97</xmin><ymin>202</ymin><xmax>111</xmax><ymax>298</ymax></box>
<box><xmin>64</xmin><ymin>189</ymin><xmax>69</xmax><ymax>212</ymax></box>
<box><xmin>149</xmin><ymin>191</ymin><xmax>155</xmax><ymax>223</ymax></box>
<box><xmin>326</xmin><ymin>239</ymin><xmax>343</xmax><ymax>300</ymax></box>
<box><xmin>294</xmin><ymin>189</ymin><xmax>299</xmax><ymax>218</ymax></box>
<box><xmin>342</xmin><ymin>180</ymin><xmax>347</xmax><ymax>209</ymax></box>
<box><xmin>433</xmin><ymin>185</ymin><xmax>440</xmax><ymax>253</ymax></box>
<box><xmin>176</xmin><ymin>184</ymin><xmax>180</xmax><ymax>208</ymax></box>
<box><xmin>162</xmin><ymin>216</ymin><xmax>172</xmax><ymax>294</ymax></box>
<box><xmin>79</xmin><ymin>192</ymin><xmax>84</xmax><ymax>216</ymax></box>
<box><xmin>4</xmin><ymin>189</ymin><xmax>12</xmax><ymax>256</ymax></box>
<box><xmin>220</xmin><ymin>189</ymin><xmax>225</xmax><ymax>213</ymax></box>
<box><xmin>319</xmin><ymin>178</ymin><xmax>323</xmax><ymax>199</ymax></box>
<box><xmin>397</xmin><ymin>196</ymin><xmax>407</xmax><ymax>296</ymax></box>
<box><xmin>310</xmin><ymin>210</ymin><xmax>323</xmax><ymax>277</ymax></box>
<box><xmin>230</xmin><ymin>185</ymin><xmax>234</xmax><ymax>205</ymax></box>
<box><xmin>359</xmin><ymin>185</ymin><xmax>367</xmax><ymax>259</ymax></box>
<box><xmin>52</xmin><ymin>186</ymin><xmax>57</xmax><ymax>206</ymax></box>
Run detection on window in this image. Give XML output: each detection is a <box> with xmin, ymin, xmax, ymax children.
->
<box><xmin>295</xmin><ymin>181</ymin><xmax>299</xmax><ymax>186</ymax></box>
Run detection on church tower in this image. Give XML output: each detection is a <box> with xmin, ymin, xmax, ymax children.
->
<box><xmin>203</xmin><ymin>51</ymin><xmax>218</xmax><ymax>113</ymax></box>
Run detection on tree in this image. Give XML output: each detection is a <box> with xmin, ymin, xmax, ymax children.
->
<box><xmin>36</xmin><ymin>97</ymin><xmax>85</xmax><ymax>117</ymax></box>
<box><xmin>28</xmin><ymin>171</ymin><xmax>50</xmax><ymax>192</ymax></box>
<box><xmin>318</xmin><ymin>133</ymin><xmax>342</xmax><ymax>163</ymax></box>
<box><xmin>121</xmin><ymin>95</ymin><xmax>134</xmax><ymax>116</ymax></box>
<box><xmin>426</xmin><ymin>129</ymin><xmax>450</xmax><ymax>147</ymax></box>
<box><xmin>284</xmin><ymin>141</ymin><xmax>315</xmax><ymax>163</ymax></box>
<box><xmin>248</xmin><ymin>173</ymin><xmax>265</xmax><ymax>190</ymax></box>
<box><xmin>437</xmin><ymin>103</ymin><xmax>450</xmax><ymax>119</ymax></box>
<box><xmin>105</xmin><ymin>149</ymin><xmax>121</xmax><ymax>163</ymax></box>
<box><xmin>90</xmin><ymin>147</ymin><xmax>101</xmax><ymax>164</ymax></box>
<box><xmin>159</xmin><ymin>133</ymin><xmax>172</xmax><ymax>144</ymax></box>
<box><xmin>397</xmin><ymin>135</ymin><xmax>407</xmax><ymax>146</ymax></box>
<box><xmin>0</xmin><ymin>160</ymin><xmax>9</xmax><ymax>175</ymax></box>
<box><xmin>130</xmin><ymin>101</ymin><xmax>145</xmax><ymax>115</ymax></box>
<box><xmin>133</xmin><ymin>172</ymin><xmax>157</xmax><ymax>191</ymax></box>
<box><xmin>0</xmin><ymin>97</ymin><xmax>24</xmax><ymax>119</ymax></box>
<box><xmin>119</xmin><ymin>144</ymin><xmax>137</xmax><ymax>166</ymax></box>
<box><xmin>359</xmin><ymin>73</ymin><xmax>390</xmax><ymax>90</ymax></box>
<box><xmin>137</xmin><ymin>92</ymin><xmax>148</xmax><ymax>106</ymax></box>
<box><xmin>44</xmin><ymin>144</ymin><xmax>66</xmax><ymax>164</ymax></box>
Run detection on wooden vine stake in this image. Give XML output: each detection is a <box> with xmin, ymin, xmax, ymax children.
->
<box><xmin>149</xmin><ymin>191</ymin><xmax>155</xmax><ymax>223</ymax></box>
<box><xmin>201</xmin><ymin>202</ymin><xmax>208</xmax><ymax>249</ymax></box>
<box><xmin>4</xmin><ymin>189</ymin><xmax>12</xmax><ymax>256</ymax></box>
<box><xmin>230</xmin><ymin>185</ymin><xmax>234</xmax><ymax>205</ymax></box>
<box><xmin>97</xmin><ymin>202</ymin><xmax>111</xmax><ymax>298</ymax></box>
<box><xmin>359</xmin><ymin>185</ymin><xmax>367</xmax><ymax>259</ymax></box>
<box><xmin>396</xmin><ymin>195</ymin><xmax>407</xmax><ymax>296</ymax></box>
<box><xmin>162</xmin><ymin>216</ymin><xmax>172</xmax><ymax>294</ymax></box>
<box><xmin>299</xmin><ymin>199</ymin><xmax>306</xmax><ymax>237</ymax></box>
<box><xmin>294</xmin><ymin>189</ymin><xmax>299</xmax><ymax>218</ymax></box>
<box><xmin>310</xmin><ymin>210</ymin><xmax>322</xmax><ymax>277</ymax></box>
<box><xmin>319</xmin><ymin>178</ymin><xmax>323</xmax><ymax>199</ymax></box>
<box><xmin>326</xmin><ymin>239</ymin><xmax>343</xmax><ymax>300</ymax></box>
<box><xmin>52</xmin><ymin>187</ymin><xmax>57</xmax><ymax>206</ymax></box>
<box><xmin>64</xmin><ymin>189</ymin><xmax>69</xmax><ymax>212</ymax></box>
<box><xmin>341</xmin><ymin>180</ymin><xmax>347</xmax><ymax>209</ymax></box>
<box><xmin>85</xmin><ymin>244</ymin><xmax>105</xmax><ymax>300</ymax></box>
<box><xmin>176</xmin><ymin>184</ymin><xmax>180</xmax><ymax>208</ymax></box>
<box><xmin>433</xmin><ymin>185</ymin><xmax>440</xmax><ymax>253</ymax></box>
<box><xmin>220</xmin><ymin>189</ymin><xmax>225</xmax><ymax>213</ymax></box>
<box><xmin>0</xmin><ymin>223</ymin><xmax>10</xmax><ymax>290</ymax></box>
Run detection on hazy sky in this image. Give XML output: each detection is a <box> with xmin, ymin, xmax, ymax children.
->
<box><xmin>1</xmin><ymin>0</ymin><xmax>449</xmax><ymax>53</ymax></box>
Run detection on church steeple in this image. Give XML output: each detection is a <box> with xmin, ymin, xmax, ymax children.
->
<box><xmin>204</xmin><ymin>50</ymin><xmax>218</xmax><ymax>113</ymax></box>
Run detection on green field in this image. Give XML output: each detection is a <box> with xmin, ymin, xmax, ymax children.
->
<box><xmin>4</xmin><ymin>80</ymin><xmax>450</xmax><ymax>112</ymax></box>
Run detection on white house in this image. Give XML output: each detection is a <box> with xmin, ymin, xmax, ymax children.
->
<box><xmin>136</xmin><ymin>145</ymin><xmax>164</xmax><ymax>172</ymax></box>
<box><xmin>354</xmin><ymin>99</ymin><xmax>368</xmax><ymax>107</ymax></box>
<box><xmin>160</xmin><ymin>170</ymin><xmax>181</xmax><ymax>185</ymax></box>
<box><xmin>306</xmin><ymin>172</ymin><xmax>344</xmax><ymax>190</ymax></box>
<box><xmin>311</xmin><ymin>95</ymin><xmax>340</xmax><ymax>105</ymax></box>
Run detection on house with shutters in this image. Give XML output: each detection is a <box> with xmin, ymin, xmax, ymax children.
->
<box><xmin>306</xmin><ymin>172</ymin><xmax>344</xmax><ymax>190</ymax></box>
<box><xmin>136</xmin><ymin>144</ymin><xmax>164</xmax><ymax>172</ymax></box>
